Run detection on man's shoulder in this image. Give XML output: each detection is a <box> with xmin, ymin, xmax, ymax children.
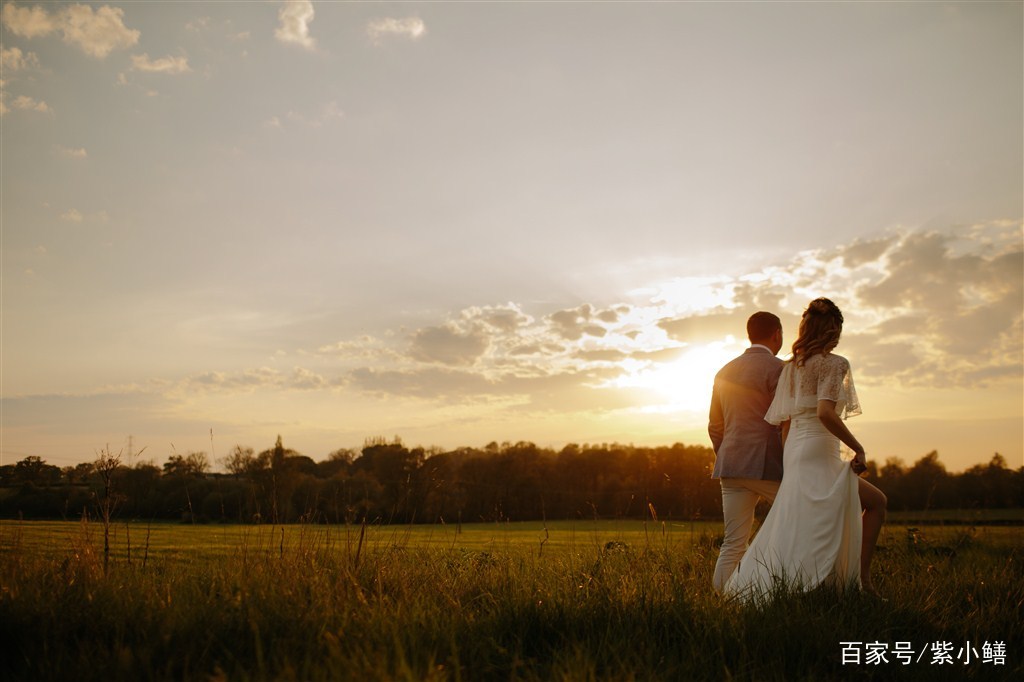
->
<box><xmin>716</xmin><ymin>348</ymin><xmax>782</xmax><ymax>378</ymax></box>
<box><xmin>738</xmin><ymin>347</ymin><xmax>783</xmax><ymax>368</ymax></box>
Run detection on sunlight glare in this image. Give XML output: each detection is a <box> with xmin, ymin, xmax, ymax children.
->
<box><xmin>609</xmin><ymin>340</ymin><xmax>742</xmax><ymax>414</ymax></box>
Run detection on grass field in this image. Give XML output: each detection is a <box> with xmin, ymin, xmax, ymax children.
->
<box><xmin>1</xmin><ymin>518</ymin><xmax>1021</xmax><ymax>681</ymax></box>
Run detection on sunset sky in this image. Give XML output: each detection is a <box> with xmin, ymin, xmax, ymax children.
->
<box><xmin>2</xmin><ymin>1</ymin><xmax>1021</xmax><ymax>474</ymax></box>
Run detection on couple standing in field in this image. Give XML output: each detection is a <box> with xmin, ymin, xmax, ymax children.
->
<box><xmin>708</xmin><ymin>298</ymin><xmax>888</xmax><ymax>601</ymax></box>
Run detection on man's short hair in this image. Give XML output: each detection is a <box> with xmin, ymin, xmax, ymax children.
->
<box><xmin>747</xmin><ymin>311</ymin><xmax>781</xmax><ymax>343</ymax></box>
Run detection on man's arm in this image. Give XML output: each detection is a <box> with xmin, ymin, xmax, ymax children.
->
<box><xmin>708</xmin><ymin>382</ymin><xmax>724</xmax><ymax>452</ymax></box>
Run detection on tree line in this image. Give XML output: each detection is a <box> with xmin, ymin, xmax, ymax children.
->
<box><xmin>1</xmin><ymin>437</ymin><xmax>1020</xmax><ymax>524</ymax></box>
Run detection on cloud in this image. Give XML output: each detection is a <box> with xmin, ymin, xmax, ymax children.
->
<box><xmin>548</xmin><ymin>304</ymin><xmax>610</xmax><ymax>341</ymax></box>
<box><xmin>0</xmin><ymin>46</ymin><xmax>44</xmax><ymax>116</ymax></box>
<box><xmin>348</xmin><ymin>367</ymin><xmax>493</xmax><ymax>400</ymax></box>
<box><xmin>316</xmin><ymin>335</ymin><xmax>400</xmax><ymax>362</ymax></box>
<box><xmin>186</xmin><ymin>16</ymin><xmax>248</xmax><ymax>44</ymax></box>
<box><xmin>826</xmin><ymin>236</ymin><xmax>897</xmax><ymax>269</ymax></box>
<box><xmin>410</xmin><ymin>323</ymin><xmax>491</xmax><ymax>366</ymax></box>
<box><xmin>183</xmin><ymin>366</ymin><xmax>330</xmax><ymax>393</ymax></box>
<box><xmin>289</xmin><ymin>367</ymin><xmax>328</xmax><ymax>390</ymax></box>
<box><xmin>1</xmin><ymin>3</ymin><xmax>139</xmax><ymax>58</ymax></box>
<box><xmin>130</xmin><ymin>53</ymin><xmax>191</xmax><ymax>74</ymax></box>
<box><xmin>266</xmin><ymin>102</ymin><xmax>343</xmax><ymax>130</ymax></box>
<box><xmin>461</xmin><ymin>303</ymin><xmax>532</xmax><ymax>333</ymax></box>
<box><xmin>4</xmin><ymin>94</ymin><xmax>50</xmax><ymax>114</ymax></box>
<box><xmin>658</xmin><ymin>312</ymin><xmax>746</xmax><ymax>346</ymax></box>
<box><xmin>508</xmin><ymin>342</ymin><xmax>565</xmax><ymax>357</ymax></box>
<box><xmin>185</xmin><ymin>16</ymin><xmax>212</xmax><ymax>33</ymax></box>
<box><xmin>346</xmin><ymin>362</ymin><xmax>631</xmax><ymax>416</ymax></box>
<box><xmin>576</xmin><ymin>349</ymin><xmax>628</xmax><ymax>363</ymax></box>
<box><xmin>794</xmin><ymin>222</ymin><xmax>1019</xmax><ymax>382</ymax></box>
<box><xmin>53</xmin><ymin>145</ymin><xmax>87</xmax><ymax>159</ymax></box>
<box><xmin>275</xmin><ymin>0</ymin><xmax>316</xmax><ymax>50</ymax></box>
<box><xmin>59</xmin><ymin>208</ymin><xmax>107</xmax><ymax>223</ymax></box>
<box><xmin>653</xmin><ymin>224</ymin><xmax>1023</xmax><ymax>390</ymax></box>
<box><xmin>283</xmin><ymin>100</ymin><xmax>343</xmax><ymax>128</ymax></box>
<box><xmin>60</xmin><ymin>208</ymin><xmax>84</xmax><ymax>223</ymax></box>
<box><xmin>850</xmin><ymin>228</ymin><xmax>1022</xmax><ymax>386</ymax></box>
<box><xmin>1</xmin><ymin>3</ymin><xmax>57</xmax><ymax>39</ymax></box>
<box><xmin>0</xmin><ymin>46</ymin><xmax>40</xmax><ymax>71</ymax></box>
<box><xmin>61</xmin><ymin>3</ymin><xmax>139</xmax><ymax>58</ymax></box>
<box><xmin>366</xmin><ymin>17</ymin><xmax>426</xmax><ymax>44</ymax></box>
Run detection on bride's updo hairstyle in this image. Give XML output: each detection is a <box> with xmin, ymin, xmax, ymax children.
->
<box><xmin>791</xmin><ymin>298</ymin><xmax>844</xmax><ymax>367</ymax></box>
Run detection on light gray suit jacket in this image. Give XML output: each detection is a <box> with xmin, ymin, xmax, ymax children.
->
<box><xmin>708</xmin><ymin>346</ymin><xmax>784</xmax><ymax>481</ymax></box>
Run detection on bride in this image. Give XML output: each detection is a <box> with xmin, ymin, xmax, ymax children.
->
<box><xmin>724</xmin><ymin>298</ymin><xmax>887</xmax><ymax>601</ymax></box>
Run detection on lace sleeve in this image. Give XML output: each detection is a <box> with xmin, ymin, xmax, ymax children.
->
<box><xmin>819</xmin><ymin>355</ymin><xmax>861</xmax><ymax>420</ymax></box>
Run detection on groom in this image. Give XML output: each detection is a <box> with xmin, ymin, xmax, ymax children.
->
<box><xmin>708</xmin><ymin>311</ymin><xmax>785</xmax><ymax>592</ymax></box>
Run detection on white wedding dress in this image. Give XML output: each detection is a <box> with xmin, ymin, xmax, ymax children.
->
<box><xmin>724</xmin><ymin>353</ymin><xmax>863</xmax><ymax>602</ymax></box>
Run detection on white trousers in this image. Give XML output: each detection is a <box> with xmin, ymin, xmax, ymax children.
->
<box><xmin>712</xmin><ymin>478</ymin><xmax>781</xmax><ymax>593</ymax></box>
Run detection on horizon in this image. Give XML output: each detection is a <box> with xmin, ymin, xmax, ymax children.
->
<box><xmin>2</xmin><ymin>1</ymin><xmax>1022</xmax><ymax>475</ymax></box>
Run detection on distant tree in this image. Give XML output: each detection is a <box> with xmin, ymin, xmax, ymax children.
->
<box><xmin>94</xmin><ymin>447</ymin><xmax>122</xmax><ymax>574</ymax></box>
<box><xmin>255</xmin><ymin>436</ymin><xmax>308</xmax><ymax>523</ymax></box>
<box><xmin>64</xmin><ymin>462</ymin><xmax>95</xmax><ymax>485</ymax></box>
<box><xmin>12</xmin><ymin>456</ymin><xmax>61</xmax><ymax>487</ymax></box>
<box><xmin>222</xmin><ymin>446</ymin><xmax>255</xmax><ymax>477</ymax></box>
<box><xmin>354</xmin><ymin>438</ymin><xmax>422</xmax><ymax>522</ymax></box>
<box><xmin>317</xmin><ymin>448</ymin><xmax>355</xmax><ymax>479</ymax></box>
<box><xmin>163</xmin><ymin>452</ymin><xmax>210</xmax><ymax>478</ymax></box>
<box><xmin>880</xmin><ymin>457</ymin><xmax>906</xmax><ymax>479</ymax></box>
<box><xmin>116</xmin><ymin>462</ymin><xmax>161</xmax><ymax>519</ymax></box>
<box><xmin>2</xmin><ymin>438</ymin><xmax>1019</xmax><ymax>523</ymax></box>
<box><xmin>902</xmin><ymin>451</ymin><xmax>952</xmax><ymax>509</ymax></box>
<box><xmin>959</xmin><ymin>453</ymin><xmax>1017</xmax><ymax>508</ymax></box>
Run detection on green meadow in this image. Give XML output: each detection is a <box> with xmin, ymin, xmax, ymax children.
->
<box><xmin>1</xmin><ymin>519</ymin><xmax>1021</xmax><ymax>681</ymax></box>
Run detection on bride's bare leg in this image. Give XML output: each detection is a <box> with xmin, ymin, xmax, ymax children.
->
<box><xmin>858</xmin><ymin>478</ymin><xmax>887</xmax><ymax>594</ymax></box>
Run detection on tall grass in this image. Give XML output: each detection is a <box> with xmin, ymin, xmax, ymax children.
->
<box><xmin>0</xmin><ymin>520</ymin><xmax>1020</xmax><ymax>681</ymax></box>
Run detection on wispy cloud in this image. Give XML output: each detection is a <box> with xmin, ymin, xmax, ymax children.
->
<box><xmin>130</xmin><ymin>53</ymin><xmax>191</xmax><ymax>75</ymax></box>
<box><xmin>59</xmin><ymin>208</ymin><xmax>84</xmax><ymax>223</ymax></box>
<box><xmin>269</xmin><ymin>101</ymin><xmax>343</xmax><ymax>129</ymax></box>
<box><xmin>3</xmin><ymin>93</ymin><xmax>50</xmax><ymax>114</ymax></box>
<box><xmin>2</xmin><ymin>2</ymin><xmax>140</xmax><ymax>59</ymax></box>
<box><xmin>181</xmin><ymin>366</ymin><xmax>331</xmax><ymax>394</ymax></box>
<box><xmin>0</xmin><ymin>45</ymin><xmax>45</xmax><ymax>115</ymax></box>
<box><xmin>275</xmin><ymin>0</ymin><xmax>316</xmax><ymax>50</ymax></box>
<box><xmin>367</xmin><ymin>17</ymin><xmax>426</xmax><ymax>45</ymax></box>
<box><xmin>185</xmin><ymin>15</ymin><xmax>249</xmax><ymax>44</ymax></box>
<box><xmin>184</xmin><ymin>16</ymin><xmax>212</xmax><ymax>33</ymax></box>
<box><xmin>59</xmin><ymin>208</ymin><xmax>107</xmax><ymax>223</ymax></box>
<box><xmin>53</xmin><ymin>144</ymin><xmax>87</xmax><ymax>159</ymax></box>
<box><xmin>288</xmin><ymin>100</ymin><xmax>343</xmax><ymax>126</ymax></box>
<box><xmin>0</xmin><ymin>46</ymin><xmax>40</xmax><ymax>71</ymax></box>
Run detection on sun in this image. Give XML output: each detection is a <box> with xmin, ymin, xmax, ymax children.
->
<box><xmin>611</xmin><ymin>340</ymin><xmax>742</xmax><ymax>413</ymax></box>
